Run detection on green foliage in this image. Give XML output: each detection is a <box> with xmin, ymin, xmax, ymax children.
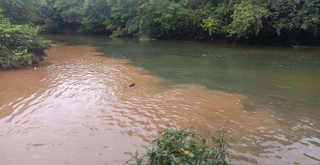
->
<box><xmin>139</xmin><ymin>0</ymin><xmax>183</xmax><ymax>38</ymax></box>
<box><xmin>0</xmin><ymin>0</ymin><xmax>45</xmax><ymax>24</ymax></box>
<box><xmin>268</xmin><ymin>0</ymin><xmax>320</xmax><ymax>36</ymax></box>
<box><xmin>0</xmin><ymin>0</ymin><xmax>319</xmax><ymax>44</ymax></box>
<box><xmin>104</xmin><ymin>0</ymin><xmax>133</xmax><ymax>37</ymax></box>
<box><xmin>201</xmin><ymin>4</ymin><xmax>225</xmax><ymax>37</ymax></box>
<box><xmin>53</xmin><ymin>0</ymin><xmax>85</xmax><ymax>31</ymax></box>
<box><xmin>60</xmin><ymin>7</ymin><xmax>84</xmax><ymax>24</ymax></box>
<box><xmin>0</xmin><ymin>15</ymin><xmax>52</xmax><ymax>69</ymax></box>
<box><xmin>139</xmin><ymin>0</ymin><xmax>210</xmax><ymax>39</ymax></box>
<box><xmin>79</xmin><ymin>0</ymin><xmax>110</xmax><ymax>34</ymax></box>
<box><xmin>201</xmin><ymin>0</ymin><xmax>234</xmax><ymax>38</ymax></box>
<box><xmin>228</xmin><ymin>1</ymin><xmax>269</xmax><ymax>39</ymax></box>
<box><xmin>127</xmin><ymin>127</ymin><xmax>233</xmax><ymax>165</ymax></box>
<box><xmin>202</xmin><ymin>16</ymin><xmax>220</xmax><ymax>36</ymax></box>
<box><xmin>299</xmin><ymin>0</ymin><xmax>320</xmax><ymax>32</ymax></box>
<box><xmin>268</xmin><ymin>0</ymin><xmax>302</xmax><ymax>36</ymax></box>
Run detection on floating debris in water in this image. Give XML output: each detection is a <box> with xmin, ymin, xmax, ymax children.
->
<box><xmin>127</xmin><ymin>83</ymin><xmax>135</xmax><ymax>88</ymax></box>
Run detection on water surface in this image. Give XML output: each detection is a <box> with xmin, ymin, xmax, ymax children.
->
<box><xmin>0</xmin><ymin>35</ymin><xmax>319</xmax><ymax>165</ymax></box>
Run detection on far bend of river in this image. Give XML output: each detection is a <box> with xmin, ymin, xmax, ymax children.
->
<box><xmin>0</xmin><ymin>35</ymin><xmax>320</xmax><ymax>165</ymax></box>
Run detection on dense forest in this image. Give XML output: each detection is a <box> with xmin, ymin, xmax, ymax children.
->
<box><xmin>0</xmin><ymin>0</ymin><xmax>320</xmax><ymax>45</ymax></box>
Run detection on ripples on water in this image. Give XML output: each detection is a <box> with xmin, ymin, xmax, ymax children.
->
<box><xmin>0</xmin><ymin>42</ymin><xmax>319</xmax><ymax>165</ymax></box>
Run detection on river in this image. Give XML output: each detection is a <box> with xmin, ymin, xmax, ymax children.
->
<box><xmin>0</xmin><ymin>35</ymin><xmax>319</xmax><ymax>165</ymax></box>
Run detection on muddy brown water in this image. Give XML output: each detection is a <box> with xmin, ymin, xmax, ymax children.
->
<box><xmin>0</xmin><ymin>39</ymin><xmax>319</xmax><ymax>165</ymax></box>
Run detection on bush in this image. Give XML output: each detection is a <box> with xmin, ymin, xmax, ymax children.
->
<box><xmin>0</xmin><ymin>13</ymin><xmax>52</xmax><ymax>69</ymax></box>
<box><xmin>127</xmin><ymin>127</ymin><xmax>233</xmax><ymax>165</ymax></box>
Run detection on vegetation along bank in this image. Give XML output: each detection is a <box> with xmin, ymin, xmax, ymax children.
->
<box><xmin>0</xmin><ymin>0</ymin><xmax>319</xmax><ymax>46</ymax></box>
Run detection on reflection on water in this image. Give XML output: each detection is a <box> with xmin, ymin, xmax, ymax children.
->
<box><xmin>0</xmin><ymin>36</ymin><xmax>319</xmax><ymax>165</ymax></box>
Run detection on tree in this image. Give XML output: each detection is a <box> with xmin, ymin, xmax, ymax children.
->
<box><xmin>227</xmin><ymin>1</ymin><xmax>269</xmax><ymax>39</ymax></box>
<box><xmin>0</xmin><ymin>9</ymin><xmax>52</xmax><ymax>69</ymax></box>
<box><xmin>103</xmin><ymin>0</ymin><xmax>138</xmax><ymax>37</ymax></box>
<box><xmin>0</xmin><ymin>0</ymin><xmax>318</xmax><ymax>45</ymax></box>
<box><xmin>0</xmin><ymin>0</ymin><xmax>46</xmax><ymax>24</ymax></box>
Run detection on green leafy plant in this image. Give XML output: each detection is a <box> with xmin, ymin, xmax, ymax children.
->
<box><xmin>227</xmin><ymin>1</ymin><xmax>269</xmax><ymax>39</ymax></box>
<box><xmin>0</xmin><ymin>11</ymin><xmax>52</xmax><ymax>69</ymax></box>
<box><xmin>127</xmin><ymin>127</ymin><xmax>234</xmax><ymax>165</ymax></box>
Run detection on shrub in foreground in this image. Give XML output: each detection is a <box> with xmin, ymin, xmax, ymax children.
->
<box><xmin>127</xmin><ymin>127</ymin><xmax>233</xmax><ymax>165</ymax></box>
<box><xmin>0</xmin><ymin>11</ymin><xmax>52</xmax><ymax>69</ymax></box>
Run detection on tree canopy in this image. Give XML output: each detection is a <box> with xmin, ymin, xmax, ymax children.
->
<box><xmin>0</xmin><ymin>0</ymin><xmax>319</xmax><ymax>45</ymax></box>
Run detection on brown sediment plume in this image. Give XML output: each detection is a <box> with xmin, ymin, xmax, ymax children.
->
<box><xmin>0</xmin><ymin>44</ymin><xmax>318</xmax><ymax>165</ymax></box>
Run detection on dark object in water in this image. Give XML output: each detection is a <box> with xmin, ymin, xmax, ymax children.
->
<box><xmin>127</xmin><ymin>83</ymin><xmax>135</xmax><ymax>88</ymax></box>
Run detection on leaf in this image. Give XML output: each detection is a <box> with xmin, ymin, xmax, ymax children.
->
<box><xmin>188</xmin><ymin>152</ymin><xmax>194</xmax><ymax>158</ymax></box>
